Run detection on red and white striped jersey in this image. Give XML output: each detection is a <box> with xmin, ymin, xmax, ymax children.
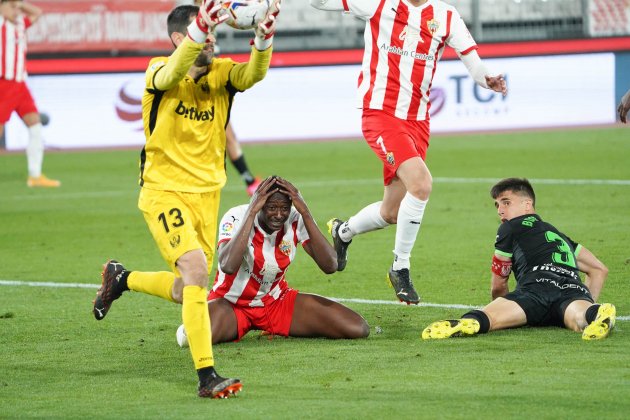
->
<box><xmin>211</xmin><ymin>205</ymin><xmax>310</xmax><ymax>307</ymax></box>
<box><xmin>344</xmin><ymin>0</ymin><xmax>477</xmax><ymax>120</ymax></box>
<box><xmin>0</xmin><ymin>15</ymin><xmax>31</xmax><ymax>82</ymax></box>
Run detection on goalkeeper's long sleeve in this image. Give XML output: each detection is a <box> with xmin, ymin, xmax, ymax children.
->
<box><xmin>228</xmin><ymin>46</ymin><xmax>273</xmax><ymax>92</ymax></box>
<box><xmin>153</xmin><ymin>37</ymin><xmax>204</xmax><ymax>91</ymax></box>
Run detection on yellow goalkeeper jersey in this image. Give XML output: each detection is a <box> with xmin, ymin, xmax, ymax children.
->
<box><xmin>140</xmin><ymin>37</ymin><xmax>272</xmax><ymax>193</ymax></box>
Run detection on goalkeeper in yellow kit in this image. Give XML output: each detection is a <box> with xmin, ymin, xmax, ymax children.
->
<box><xmin>92</xmin><ymin>0</ymin><xmax>281</xmax><ymax>399</ymax></box>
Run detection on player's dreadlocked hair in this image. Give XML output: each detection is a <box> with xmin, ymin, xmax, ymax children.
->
<box><xmin>167</xmin><ymin>5</ymin><xmax>198</xmax><ymax>38</ymax></box>
<box><xmin>490</xmin><ymin>178</ymin><xmax>536</xmax><ymax>207</ymax></box>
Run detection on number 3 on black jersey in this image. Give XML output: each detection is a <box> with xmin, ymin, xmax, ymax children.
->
<box><xmin>158</xmin><ymin>208</ymin><xmax>185</xmax><ymax>233</ymax></box>
<box><xmin>545</xmin><ymin>231</ymin><xmax>576</xmax><ymax>268</ymax></box>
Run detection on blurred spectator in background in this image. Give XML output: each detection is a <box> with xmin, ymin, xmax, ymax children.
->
<box><xmin>618</xmin><ymin>88</ymin><xmax>630</xmax><ymax>123</ymax></box>
<box><xmin>226</xmin><ymin>122</ymin><xmax>262</xmax><ymax>196</ymax></box>
<box><xmin>0</xmin><ymin>0</ymin><xmax>60</xmax><ymax>187</ymax></box>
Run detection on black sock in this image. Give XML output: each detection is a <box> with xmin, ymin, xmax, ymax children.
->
<box><xmin>462</xmin><ymin>309</ymin><xmax>490</xmax><ymax>334</ymax></box>
<box><xmin>585</xmin><ymin>304</ymin><xmax>601</xmax><ymax>324</ymax></box>
<box><xmin>116</xmin><ymin>270</ymin><xmax>131</xmax><ymax>293</ymax></box>
<box><xmin>230</xmin><ymin>155</ymin><xmax>255</xmax><ymax>185</ymax></box>
<box><xmin>198</xmin><ymin>366</ymin><xmax>218</xmax><ymax>385</ymax></box>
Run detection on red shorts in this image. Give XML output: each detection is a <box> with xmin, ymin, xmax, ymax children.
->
<box><xmin>212</xmin><ymin>288</ymin><xmax>299</xmax><ymax>340</ymax></box>
<box><xmin>362</xmin><ymin>109</ymin><xmax>430</xmax><ymax>185</ymax></box>
<box><xmin>0</xmin><ymin>79</ymin><xmax>38</xmax><ymax>124</ymax></box>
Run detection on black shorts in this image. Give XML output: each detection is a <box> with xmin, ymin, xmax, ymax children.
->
<box><xmin>504</xmin><ymin>273</ymin><xmax>594</xmax><ymax>327</ymax></box>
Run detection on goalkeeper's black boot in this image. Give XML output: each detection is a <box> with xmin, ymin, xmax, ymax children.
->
<box><xmin>387</xmin><ymin>267</ymin><xmax>420</xmax><ymax>305</ymax></box>
<box><xmin>198</xmin><ymin>369</ymin><xmax>243</xmax><ymax>399</ymax></box>
<box><xmin>93</xmin><ymin>260</ymin><xmax>128</xmax><ymax>320</ymax></box>
<box><xmin>327</xmin><ymin>218</ymin><xmax>352</xmax><ymax>271</ymax></box>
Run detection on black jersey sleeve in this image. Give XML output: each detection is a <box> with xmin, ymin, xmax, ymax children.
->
<box><xmin>494</xmin><ymin>222</ymin><xmax>514</xmax><ymax>257</ymax></box>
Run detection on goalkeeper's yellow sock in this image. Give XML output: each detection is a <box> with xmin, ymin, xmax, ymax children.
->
<box><xmin>127</xmin><ymin>271</ymin><xmax>176</xmax><ymax>302</ymax></box>
<box><xmin>182</xmin><ymin>285</ymin><xmax>214</xmax><ymax>369</ymax></box>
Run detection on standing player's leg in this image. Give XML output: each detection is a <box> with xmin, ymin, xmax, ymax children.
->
<box><xmin>19</xmin><ymin>85</ymin><xmax>60</xmax><ymax>187</ymax></box>
<box><xmin>383</xmin><ymin>157</ymin><xmax>430</xmax><ymax>305</ymax></box>
<box><xmin>226</xmin><ymin>123</ymin><xmax>260</xmax><ymax>196</ymax></box>
<box><xmin>288</xmin><ymin>293</ymin><xmax>370</xmax><ymax>339</ymax></box>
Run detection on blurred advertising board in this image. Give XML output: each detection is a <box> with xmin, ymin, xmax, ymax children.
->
<box><xmin>28</xmin><ymin>0</ymin><xmax>175</xmax><ymax>53</ymax></box>
<box><xmin>4</xmin><ymin>53</ymin><xmax>616</xmax><ymax>149</ymax></box>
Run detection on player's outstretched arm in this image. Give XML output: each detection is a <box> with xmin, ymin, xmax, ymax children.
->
<box><xmin>228</xmin><ymin>0</ymin><xmax>281</xmax><ymax>91</ymax></box>
<box><xmin>576</xmin><ymin>246</ymin><xmax>608</xmax><ymax>302</ymax></box>
<box><xmin>459</xmin><ymin>50</ymin><xmax>507</xmax><ymax>96</ymax></box>
<box><xmin>618</xmin><ymin>88</ymin><xmax>630</xmax><ymax>123</ymax></box>
<box><xmin>275</xmin><ymin>178</ymin><xmax>337</xmax><ymax>274</ymax></box>
<box><xmin>152</xmin><ymin>0</ymin><xmax>227</xmax><ymax>91</ymax></box>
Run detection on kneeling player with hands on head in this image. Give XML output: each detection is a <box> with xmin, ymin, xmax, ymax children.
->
<box><xmin>178</xmin><ymin>176</ymin><xmax>370</xmax><ymax>345</ymax></box>
<box><xmin>422</xmin><ymin>178</ymin><xmax>615</xmax><ymax>341</ymax></box>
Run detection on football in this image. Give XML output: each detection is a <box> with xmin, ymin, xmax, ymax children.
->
<box><xmin>221</xmin><ymin>0</ymin><xmax>270</xmax><ymax>30</ymax></box>
<box><xmin>176</xmin><ymin>324</ymin><xmax>189</xmax><ymax>348</ymax></box>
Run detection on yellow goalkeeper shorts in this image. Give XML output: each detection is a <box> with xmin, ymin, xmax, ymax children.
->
<box><xmin>138</xmin><ymin>187</ymin><xmax>220</xmax><ymax>277</ymax></box>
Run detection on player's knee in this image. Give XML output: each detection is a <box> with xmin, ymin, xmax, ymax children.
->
<box><xmin>171</xmin><ymin>278</ymin><xmax>184</xmax><ymax>304</ymax></box>
<box><xmin>407</xmin><ymin>181</ymin><xmax>432</xmax><ymax>201</ymax></box>
<box><xmin>346</xmin><ymin>317</ymin><xmax>370</xmax><ymax>339</ymax></box>
<box><xmin>180</xmin><ymin>265</ymin><xmax>209</xmax><ymax>287</ymax></box>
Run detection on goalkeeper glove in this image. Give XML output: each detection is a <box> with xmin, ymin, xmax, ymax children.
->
<box><xmin>253</xmin><ymin>0</ymin><xmax>281</xmax><ymax>50</ymax></box>
<box><xmin>187</xmin><ymin>0</ymin><xmax>228</xmax><ymax>44</ymax></box>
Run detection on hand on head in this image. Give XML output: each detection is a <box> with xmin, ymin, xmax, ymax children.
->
<box><xmin>248</xmin><ymin>176</ymin><xmax>281</xmax><ymax>213</ymax></box>
<box><xmin>274</xmin><ymin>177</ymin><xmax>310</xmax><ymax>215</ymax></box>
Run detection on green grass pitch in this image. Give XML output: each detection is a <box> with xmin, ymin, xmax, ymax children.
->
<box><xmin>1</xmin><ymin>126</ymin><xmax>629</xmax><ymax>418</ymax></box>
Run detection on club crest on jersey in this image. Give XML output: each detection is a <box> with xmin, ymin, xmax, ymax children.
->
<box><xmin>427</xmin><ymin>19</ymin><xmax>440</xmax><ymax>34</ymax></box>
<box><xmin>386</xmin><ymin>152</ymin><xmax>395</xmax><ymax>166</ymax></box>
<box><xmin>278</xmin><ymin>240</ymin><xmax>292</xmax><ymax>256</ymax></box>
<box><xmin>169</xmin><ymin>234</ymin><xmax>181</xmax><ymax>249</ymax></box>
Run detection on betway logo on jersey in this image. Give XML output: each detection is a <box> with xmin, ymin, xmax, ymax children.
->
<box><xmin>175</xmin><ymin>101</ymin><xmax>215</xmax><ymax>121</ymax></box>
<box><xmin>380</xmin><ymin>43</ymin><xmax>435</xmax><ymax>61</ymax></box>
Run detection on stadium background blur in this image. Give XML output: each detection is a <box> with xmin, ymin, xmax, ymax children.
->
<box><xmin>1</xmin><ymin>0</ymin><xmax>630</xmax><ymax>149</ymax></box>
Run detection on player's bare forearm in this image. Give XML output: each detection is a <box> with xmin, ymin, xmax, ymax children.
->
<box><xmin>577</xmin><ymin>246</ymin><xmax>608</xmax><ymax>301</ymax></box>
<box><xmin>20</xmin><ymin>1</ymin><xmax>43</xmax><ymax>23</ymax></box>
<box><xmin>302</xmin><ymin>215</ymin><xmax>338</xmax><ymax>274</ymax></box>
<box><xmin>217</xmin><ymin>212</ymin><xmax>256</xmax><ymax>274</ymax></box>
<box><xmin>584</xmin><ymin>273</ymin><xmax>606</xmax><ymax>302</ymax></box>
<box><xmin>491</xmin><ymin>274</ymin><xmax>509</xmax><ymax>300</ymax></box>
<box><xmin>229</xmin><ymin>47</ymin><xmax>272</xmax><ymax>91</ymax></box>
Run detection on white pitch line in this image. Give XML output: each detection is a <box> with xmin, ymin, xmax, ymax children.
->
<box><xmin>6</xmin><ymin>177</ymin><xmax>630</xmax><ymax>201</ymax></box>
<box><xmin>1</xmin><ymin>279</ymin><xmax>627</xmax><ymax>321</ymax></box>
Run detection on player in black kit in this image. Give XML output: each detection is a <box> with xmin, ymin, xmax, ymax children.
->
<box><xmin>422</xmin><ymin>178</ymin><xmax>615</xmax><ymax>341</ymax></box>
